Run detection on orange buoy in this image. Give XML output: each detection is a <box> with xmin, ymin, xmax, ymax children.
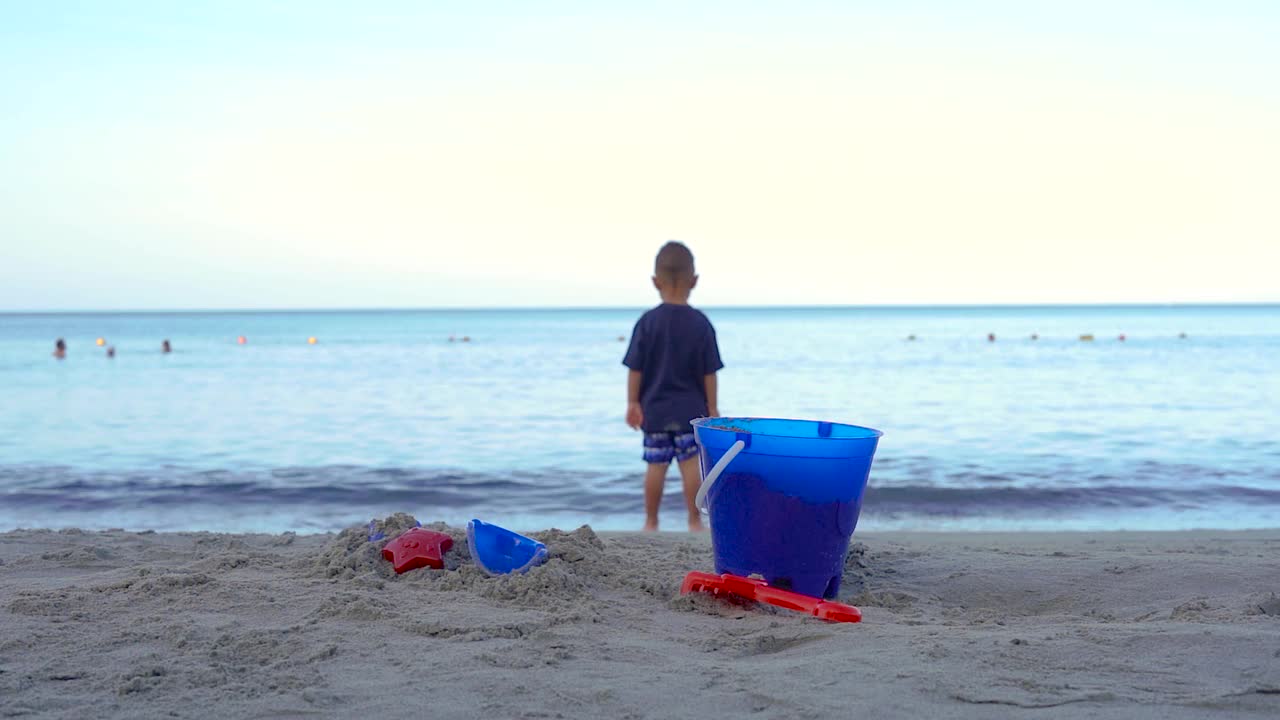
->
<box><xmin>1079</xmin><ymin>334</ymin><xmax>1094</xmax><ymax>342</ymax></box>
<box><xmin>308</xmin><ymin>337</ymin><xmax>317</xmax><ymax>345</ymax></box>
<box><xmin>237</xmin><ymin>336</ymin><xmax>247</xmax><ymax>345</ymax></box>
<box><xmin>96</xmin><ymin>337</ymin><xmax>106</xmax><ymax>347</ymax></box>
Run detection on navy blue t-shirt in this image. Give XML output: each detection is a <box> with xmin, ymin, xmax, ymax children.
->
<box><xmin>622</xmin><ymin>304</ymin><xmax>724</xmax><ymax>433</ymax></box>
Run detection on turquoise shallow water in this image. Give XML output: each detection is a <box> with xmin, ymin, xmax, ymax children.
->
<box><xmin>1</xmin><ymin>305</ymin><xmax>1277</xmax><ymax>532</ymax></box>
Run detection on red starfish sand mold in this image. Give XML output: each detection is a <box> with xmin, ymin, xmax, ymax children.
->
<box><xmin>381</xmin><ymin>528</ymin><xmax>454</xmax><ymax>574</ymax></box>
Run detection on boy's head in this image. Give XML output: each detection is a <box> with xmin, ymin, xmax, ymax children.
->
<box><xmin>652</xmin><ymin>241</ymin><xmax>698</xmax><ymax>300</ymax></box>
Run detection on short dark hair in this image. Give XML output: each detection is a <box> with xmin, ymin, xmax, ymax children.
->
<box><xmin>655</xmin><ymin>241</ymin><xmax>695</xmax><ymax>284</ymax></box>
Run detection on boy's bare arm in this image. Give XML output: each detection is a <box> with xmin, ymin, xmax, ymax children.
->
<box><xmin>704</xmin><ymin>373</ymin><xmax>719</xmax><ymax>417</ymax></box>
<box><xmin>626</xmin><ymin>370</ymin><xmax>644</xmax><ymax>429</ymax></box>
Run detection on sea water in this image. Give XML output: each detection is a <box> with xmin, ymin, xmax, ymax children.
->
<box><xmin>1</xmin><ymin>305</ymin><xmax>1277</xmax><ymax>532</ymax></box>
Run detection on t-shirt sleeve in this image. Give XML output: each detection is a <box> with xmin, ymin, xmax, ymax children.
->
<box><xmin>622</xmin><ymin>319</ymin><xmax>645</xmax><ymax>370</ymax></box>
<box><xmin>702</xmin><ymin>323</ymin><xmax>724</xmax><ymax>374</ymax></box>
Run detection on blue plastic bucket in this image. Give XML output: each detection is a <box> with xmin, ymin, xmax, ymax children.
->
<box><xmin>692</xmin><ymin>417</ymin><xmax>882</xmax><ymax>599</ymax></box>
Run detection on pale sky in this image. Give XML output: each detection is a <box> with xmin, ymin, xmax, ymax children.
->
<box><xmin>2</xmin><ymin>1</ymin><xmax>1277</xmax><ymax>310</ymax></box>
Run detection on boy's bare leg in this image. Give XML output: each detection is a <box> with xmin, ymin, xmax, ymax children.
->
<box><xmin>643</xmin><ymin>462</ymin><xmax>668</xmax><ymax>531</ymax></box>
<box><xmin>677</xmin><ymin>456</ymin><xmax>706</xmax><ymax>532</ymax></box>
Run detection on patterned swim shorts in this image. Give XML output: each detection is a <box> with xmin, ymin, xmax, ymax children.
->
<box><xmin>643</xmin><ymin>429</ymin><xmax>699</xmax><ymax>464</ymax></box>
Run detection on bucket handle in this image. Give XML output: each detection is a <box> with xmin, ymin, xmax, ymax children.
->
<box><xmin>694</xmin><ymin>440</ymin><xmax>746</xmax><ymax>512</ymax></box>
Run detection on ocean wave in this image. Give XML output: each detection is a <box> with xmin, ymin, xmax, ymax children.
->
<box><xmin>3</xmin><ymin>465</ymin><xmax>1278</xmax><ymax>521</ymax></box>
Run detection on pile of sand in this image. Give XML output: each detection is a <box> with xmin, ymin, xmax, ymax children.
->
<box><xmin>315</xmin><ymin>514</ymin><xmax>702</xmax><ymax>613</ymax></box>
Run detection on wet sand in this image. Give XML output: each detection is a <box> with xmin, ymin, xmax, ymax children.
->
<box><xmin>2</xmin><ymin>523</ymin><xmax>1278</xmax><ymax>718</ymax></box>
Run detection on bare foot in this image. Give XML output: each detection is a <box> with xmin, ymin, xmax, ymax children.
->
<box><xmin>687</xmin><ymin>517</ymin><xmax>706</xmax><ymax>533</ymax></box>
<box><xmin>642</xmin><ymin>520</ymin><xmax>659</xmax><ymax>532</ymax></box>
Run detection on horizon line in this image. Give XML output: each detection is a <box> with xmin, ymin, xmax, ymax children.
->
<box><xmin>3</xmin><ymin>301</ymin><xmax>1279</xmax><ymax>315</ymax></box>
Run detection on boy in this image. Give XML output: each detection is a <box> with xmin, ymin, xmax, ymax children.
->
<box><xmin>623</xmin><ymin>241</ymin><xmax>723</xmax><ymax>532</ymax></box>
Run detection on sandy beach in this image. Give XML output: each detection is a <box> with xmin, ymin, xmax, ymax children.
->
<box><xmin>2</xmin><ymin>521</ymin><xmax>1278</xmax><ymax>719</ymax></box>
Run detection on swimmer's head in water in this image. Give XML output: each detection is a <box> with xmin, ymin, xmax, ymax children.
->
<box><xmin>162</xmin><ymin>339</ymin><xmax>171</xmax><ymax>352</ymax></box>
<box><xmin>653</xmin><ymin>241</ymin><xmax>697</xmax><ymax>293</ymax></box>
<box><xmin>55</xmin><ymin>338</ymin><xmax>66</xmax><ymax>351</ymax></box>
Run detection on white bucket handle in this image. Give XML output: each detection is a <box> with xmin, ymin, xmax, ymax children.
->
<box><xmin>694</xmin><ymin>439</ymin><xmax>746</xmax><ymax>513</ymax></box>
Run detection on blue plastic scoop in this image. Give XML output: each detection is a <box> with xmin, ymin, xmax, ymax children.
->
<box><xmin>467</xmin><ymin>519</ymin><xmax>549</xmax><ymax>575</ymax></box>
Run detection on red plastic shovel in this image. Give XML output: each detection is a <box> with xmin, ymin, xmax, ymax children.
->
<box><xmin>680</xmin><ymin>571</ymin><xmax>862</xmax><ymax>623</ymax></box>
